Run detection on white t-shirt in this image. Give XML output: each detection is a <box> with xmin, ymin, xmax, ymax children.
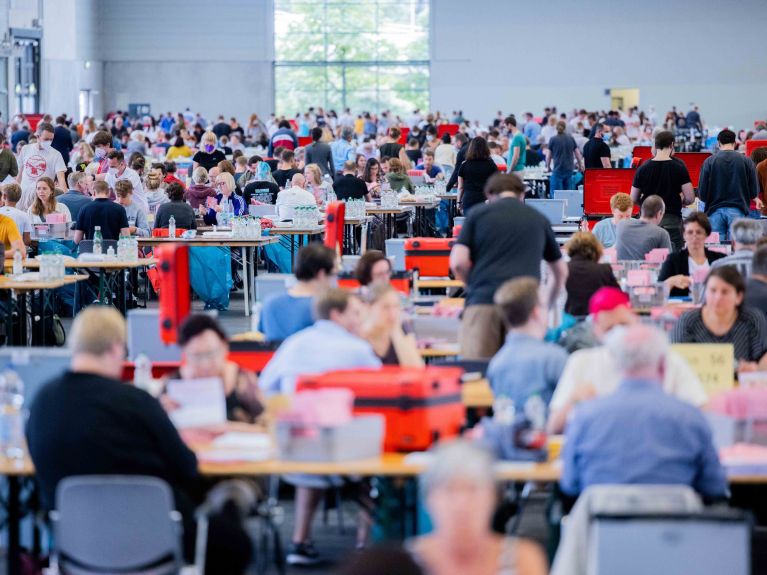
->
<box><xmin>550</xmin><ymin>345</ymin><xmax>708</xmax><ymax>413</ymax></box>
<box><xmin>26</xmin><ymin>202</ymin><xmax>72</xmax><ymax>225</ymax></box>
<box><xmin>688</xmin><ymin>257</ymin><xmax>710</xmax><ymax>281</ymax></box>
<box><xmin>275</xmin><ymin>186</ymin><xmax>316</xmax><ymax>221</ymax></box>
<box><xmin>105</xmin><ymin>167</ymin><xmax>148</xmax><ymax>213</ymax></box>
<box><xmin>18</xmin><ymin>143</ymin><xmax>66</xmax><ymax>211</ymax></box>
<box><xmin>0</xmin><ymin>206</ymin><xmax>32</xmax><ymax>235</ymax></box>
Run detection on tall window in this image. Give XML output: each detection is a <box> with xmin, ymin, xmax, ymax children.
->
<box><xmin>274</xmin><ymin>0</ymin><xmax>429</xmax><ymax>117</ymax></box>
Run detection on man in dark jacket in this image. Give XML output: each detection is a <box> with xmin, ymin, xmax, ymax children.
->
<box><xmin>52</xmin><ymin>115</ymin><xmax>74</xmax><ymax>165</ymax></box>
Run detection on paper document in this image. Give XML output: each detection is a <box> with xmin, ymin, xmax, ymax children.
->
<box><xmin>166</xmin><ymin>377</ymin><xmax>227</xmax><ymax>429</ymax></box>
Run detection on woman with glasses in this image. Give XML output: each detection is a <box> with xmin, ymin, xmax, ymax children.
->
<box><xmin>200</xmin><ymin>171</ymin><xmax>247</xmax><ymax>225</ymax></box>
<box><xmin>658</xmin><ymin>212</ymin><xmax>725</xmax><ymax>297</ymax></box>
<box><xmin>162</xmin><ymin>314</ymin><xmax>263</xmax><ymax>423</ymax></box>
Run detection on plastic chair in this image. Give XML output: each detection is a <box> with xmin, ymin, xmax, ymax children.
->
<box><xmin>77</xmin><ymin>240</ymin><xmax>118</xmax><ymax>255</ymax></box>
<box><xmin>50</xmin><ymin>475</ymin><xmax>185</xmax><ymax>575</ymax></box>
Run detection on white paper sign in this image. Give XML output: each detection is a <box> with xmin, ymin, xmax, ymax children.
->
<box><xmin>166</xmin><ymin>377</ymin><xmax>227</xmax><ymax>429</ymax></box>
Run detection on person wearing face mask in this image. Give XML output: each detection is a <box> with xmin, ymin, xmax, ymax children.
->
<box><xmin>98</xmin><ymin>150</ymin><xmax>148</xmax><ymax>213</ymax></box>
<box><xmin>88</xmin><ymin>130</ymin><xmax>113</xmax><ymax>175</ymax></box>
<box><xmin>193</xmin><ymin>131</ymin><xmax>226</xmax><ymax>172</ymax></box>
<box><xmin>16</xmin><ymin>122</ymin><xmax>67</xmax><ymax>212</ymax></box>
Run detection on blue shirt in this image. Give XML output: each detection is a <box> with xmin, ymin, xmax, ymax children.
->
<box><xmin>330</xmin><ymin>139</ymin><xmax>355</xmax><ymax>173</ymax></box>
<box><xmin>259</xmin><ymin>320</ymin><xmax>382</xmax><ymax>396</ymax></box>
<box><xmin>560</xmin><ymin>378</ymin><xmax>727</xmax><ymax>499</ymax></box>
<box><xmin>202</xmin><ymin>193</ymin><xmax>246</xmax><ymax>225</ymax></box>
<box><xmin>487</xmin><ymin>332</ymin><xmax>568</xmax><ymax>410</ymax></box>
<box><xmin>524</xmin><ymin>121</ymin><xmax>541</xmax><ymax>145</ymax></box>
<box><xmin>592</xmin><ymin>217</ymin><xmax>617</xmax><ymax>248</ymax></box>
<box><xmin>415</xmin><ymin>164</ymin><xmax>443</xmax><ymax>178</ymax></box>
<box><xmin>258</xmin><ymin>293</ymin><xmax>314</xmax><ymax>341</ymax></box>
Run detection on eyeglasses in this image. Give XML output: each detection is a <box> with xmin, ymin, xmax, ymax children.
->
<box><xmin>185</xmin><ymin>348</ymin><xmax>225</xmax><ymax>363</ymax></box>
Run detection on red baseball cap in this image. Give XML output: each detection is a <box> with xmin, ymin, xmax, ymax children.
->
<box><xmin>589</xmin><ymin>287</ymin><xmax>631</xmax><ymax>316</ymax></box>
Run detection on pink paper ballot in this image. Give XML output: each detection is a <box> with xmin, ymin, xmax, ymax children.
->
<box><xmin>645</xmin><ymin>248</ymin><xmax>669</xmax><ymax>263</ymax></box>
<box><xmin>706</xmin><ymin>232</ymin><xmax>720</xmax><ymax>243</ymax></box>
<box><xmin>626</xmin><ymin>269</ymin><xmax>652</xmax><ymax>287</ymax></box>
<box><xmin>45</xmin><ymin>213</ymin><xmax>65</xmax><ymax>224</ymax></box>
<box><xmin>287</xmin><ymin>389</ymin><xmax>354</xmax><ymax>427</ymax></box>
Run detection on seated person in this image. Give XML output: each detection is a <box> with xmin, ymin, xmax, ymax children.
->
<box><xmin>274</xmin><ymin>173</ymin><xmax>316</xmax><ymax>221</ymax></box>
<box><xmin>487</xmin><ymin>277</ymin><xmax>568</xmax><ymax>409</ymax></box>
<box><xmin>144</xmin><ymin>163</ymin><xmax>171</xmax><ymax>213</ymax></box>
<box><xmin>615</xmin><ymin>194</ymin><xmax>671</xmax><ymax>260</ymax></box>
<box><xmin>745</xmin><ymin>245</ymin><xmax>767</xmax><ymax>320</ymax></box>
<box><xmin>164</xmin><ymin>314</ymin><xmax>263</xmax><ymax>423</ymax></box>
<box><xmin>549</xmin><ymin>287</ymin><xmax>706</xmax><ymax>434</ymax></box>
<box><xmin>0</xmin><ymin>211</ymin><xmax>25</xmax><ymax>259</ymax></box>
<box><xmin>487</xmin><ymin>141</ymin><xmax>507</xmax><ymax>167</ymax></box>
<box><xmin>243</xmin><ymin>162</ymin><xmax>280</xmax><ymax>205</ymax></box>
<box><xmin>658</xmin><ymin>211</ymin><xmax>725</xmax><ymax>297</ymax></box>
<box><xmin>27</xmin><ymin>177</ymin><xmax>72</xmax><ymax>224</ymax></box>
<box><xmin>565</xmin><ymin>231</ymin><xmax>619</xmax><ymax>317</ymax></box>
<box><xmin>361</xmin><ymin>283</ymin><xmax>424</xmax><ymax>367</ymax></box>
<box><xmin>259</xmin><ymin>243</ymin><xmax>337</xmax><ymax>341</ymax></box>
<box><xmin>415</xmin><ymin>150</ymin><xmax>445</xmax><ymax>183</ymax></box>
<box><xmin>201</xmin><ymin>172</ymin><xmax>246</xmax><ymax>226</ymax></box>
<box><xmin>114</xmin><ymin>179</ymin><xmax>150</xmax><ymax>237</ymax></box>
<box><xmin>709</xmin><ymin>217</ymin><xmax>762</xmax><ymax>279</ymax></box>
<box><xmin>25</xmin><ymin>306</ymin><xmax>253</xmax><ymax>573</ymax></box>
<box><xmin>354</xmin><ymin>250</ymin><xmax>393</xmax><ymax>291</ymax></box>
<box><xmin>258</xmin><ymin>289</ymin><xmax>381</xmax><ymax>565</ymax></box>
<box><xmin>560</xmin><ymin>324</ymin><xmax>727</xmax><ymax>500</ymax></box>
<box><xmin>155</xmin><ymin>182</ymin><xmax>197</xmax><ymax>230</ymax></box>
<box><xmin>592</xmin><ymin>192</ymin><xmax>633</xmax><ymax>249</ymax></box>
<box><xmin>408</xmin><ymin>440</ymin><xmax>547</xmax><ymax>575</ymax></box>
<box><xmin>272</xmin><ymin>149</ymin><xmax>302</xmax><ymax>189</ymax></box>
<box><xmin>386</xmin><ymin>158</ymin><xmax>415</xmax><ymax>194</ymax></box>
<box><xmin>74</xmin><ymin>180</ymin><xmax>129</xmax><ymax>243</ymax></box>
<box><xmin>334</xmin><ymin>160</ymin><xmax>371</xmax><ymax>201</ymax></box>
<box><xmin>184</xmin><ymin>166</ymin><xmax>216</xmax><ymax>209</ymax></box>
<box><xmin>0</xmin><ymin>183</ymin><xmax>32</xmax><ymax>246</ymax></box>
<box><xmin>671</xmin><ymin>265</ymin><xmax>767</xmax><ymax>371</ymax></box>
<box><xmin>57</xmin><ymin>172</ymin><xmax>94</xmax><ymax>223</ymax></box>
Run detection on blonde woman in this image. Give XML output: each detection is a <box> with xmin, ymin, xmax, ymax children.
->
<box><xmin>27</xmin><ymin>177</ymin><xmax>71</xmax><ymax>224</ymax></box>
<box><xmin>192</xmin><ymin>131</ymin><xmax>225</xmax><ymax>172</ymax></box>
<box><xmin>303</xmin><ymin>163</ymin><xmax>333</xmax><ymax>208</ymax></box>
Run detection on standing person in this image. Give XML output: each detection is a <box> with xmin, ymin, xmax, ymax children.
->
<box><xmin>17</xmin><ymin>122</ymin><xmax>67</xmax><ymax>211</ymax></box>
<box><xmin>52</xmin><ymin>115</ymin><xmax>74</xmax><ymax>166</ymax></box>
<box><xmin>614</xmin><ymin>195</ymin><xmax>672</xmax><ymax>261</ymax></box>
<box><xmin>630</xmin><ymin>131</ymin><xmax>695</xmax><ymax>250</ymax></box>
<box><xmin>268</xmin><ymin>120</ymin><xmax>298</xmax><ymax>157</ymax></box>
<box><xmin>0</xmin><ymin>133</ymin><xmax>19</xmax><ymax>181</ymax></box>
<box><xmin>504</xmin><ymin>116</ymin><xmax>527</xmax><ymax>174</ymax></box>
<box><xmin>304</xmin><ymin>127</ymin><xmax>334</xmax><ymax>176</ymax></box>
<box><xmin>582</xmin><ymin>123</ymin><xmax>612</xmax><ymax>169</ymax></box>
<box><xmin>380</xmin><ymin>128</ymin><xmax>404</xmax><ymax>160</ymax></box>
<box><xmin>546</xmin><ymin>121</ymin><xmax>584</xmax><ymax>192</ymax></box>
<box><xmin>445</xmin><ymin>133</ymin><xmax>469</xmax><ymax>192</ymax></box>
<box><xmin>456</xmin><ymin>137</ymin><xmax>498</xmax><ymax>216</ymax></box>
<box><xmin>699</xmin><ymin>129</ymin><xmax>759</xmax><ymax>241</ymax></box>
<box><xmin>73</xmin><ymin>180</ymin><xmax>129</xmax><ymax>242</ymax></box>
<box><xmin>330</xmin><ymin>127</ymin><xmax>356</xmax><ymax>174</ymax></box>
<box><xmin>58</xmin><ymin>172</ymin><xmax>94</xmax><ymax>222</ymax></box>
<box><xmin>434</xmin><ymin>133</ymin><xmax>457</xmax><ymax>168</ymax></box>
<box><xmin>450</xmin><ymin>174</ymin><xmax>567</xmax><ymax>359</ymax></box>
<box><xmin>27</xmin><ymin>177</ymin><xmax>72</xmax><ymax>225</ymax></box>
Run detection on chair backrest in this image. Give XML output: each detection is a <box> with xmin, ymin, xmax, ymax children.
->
<box><xmin>588</xmin><ymin>510</ymin><xmax>749</xmax><ymax>575</ymax></box>
<box><xmin>77</xmin><ymin>239</ymin><xmax>118</xmax><ymax>255</ymax></box>
<box><xmin>53</xmin><ymin>475</ymin><xmax>183</xmax><ymax>574</ymax></box>
<box><xmin>525</xmin><ymin>198</ymin><xmax>567</xmax><ymax>224</ymax></box>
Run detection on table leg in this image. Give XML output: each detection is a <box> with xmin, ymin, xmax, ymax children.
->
<box><xmin>18</xmin><ymin>292</ymin><xmax>28</xmax><ymax>346</ymax></box>
<box><xmin>289</xmin><ymin>236</ymin><xmax>295</xmax><ymax>270</ymax></box>
<box><xmin>7</xmin><ymin>476</ymin><xmax>21</xmax><ymax>575</ymax></box>
<box><xmin>119</xmin><ymin>270</ymin><xmax>127</xmax><ymax>315</ymax></box>
<box><xmin>242</xmin><ymin>246</ymin><xmax>250</xmax><ymax>317</ymax></box>
<box><xmin>360</xmin><ymin>221</ymin><xmax>368</xmax><ymax>254</ymax></box>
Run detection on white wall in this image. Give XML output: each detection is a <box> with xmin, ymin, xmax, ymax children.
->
<box><xmin>431</xmin><ymin>0</ymin><xmax>767</xmax><ymax>129</ymax></box>
<box><xmin>97</xmin><ymin>0</ymin><xmax>274</xmax><ymax>122</ymax></box>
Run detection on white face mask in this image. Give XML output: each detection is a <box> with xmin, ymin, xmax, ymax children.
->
<box><xmin>107</xmin><ymin>167</ymin><xmax>118</xmax><ymax>176</ymax></box>
<box><xmin>426</xmin><ymin>135</ymin><xmax>434</xmax><ymax>142</ymax></box>
<box><xmin>40</xmin><ymin>140</ymin><xmax>52</xmax><ymax>150</ymax></box>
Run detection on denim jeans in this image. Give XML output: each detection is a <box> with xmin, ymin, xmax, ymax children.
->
<box><xmin>550</xmin><ymin>171</ymin><xmax>574</xmax><ymax>195</ymax></box>
<box><xmin>708</xmin><ymin>207</ymin><xmax>745</xmax><ymax>242</ymax></box>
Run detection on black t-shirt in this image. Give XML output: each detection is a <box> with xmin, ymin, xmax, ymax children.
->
<box><xmin>457</xmin><ymin>197</ymin><xmax>562</xmax><ymax>306</ymax></box>
<box><xmin>632</xmin><ymin>158</ymin><xmax>691</xmax><ymax>217</ymax></box>
<box><xmin>192</xmin><ymin>150</ymin><xmax>226</xmax><ymax>171</ymax></box>
<box><xmin>405</xmin><ymin>149</ymin><xmax>421</xmax><ymax>165</ymax></box>
<box><xmin>457</xmin><ymin>158</ymin><xmax>498</xmax><ymax>211</ymax></box>
<box><xmin>334</xmin><ymin>174</ymin><xmax>368</xmax><ymax>200</ymax></box>
<box><xmin>583</xmin><ymin>138</ymin><xmax>611</xmax><ymax>169</ymax></box>
<box><xmin>75</xmin><ymin>198</ymin><xmax>129</xmax><ymax>240</ymax></box>
<box><xmin>379</xmin><ymin>142</ymin><xmax>403</xmax><ymax>159</ymax></box>
<box><xmin>26</xmin><ymin>371</ymin><xmax>199</xmax><ymax>510</ymax></box>
<box><xmin>244</xmin><ymin>181</ymin><xmax>280</xmax><ymax>205</ymax></box>
<box><xmin>211</xmin><ymin>122</ymin><xmax>232</xmax><ymax>138</ymax></box>
<box><xmin>272</xmin><ymin>168</ymin><xmax>302</xmax><ymax>189</ymax></box>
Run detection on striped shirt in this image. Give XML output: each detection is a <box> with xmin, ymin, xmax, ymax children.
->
<box><xmin>710</xmin><ymin>249</ymin><xmax>754</xmax><ymax>279</ymax></box>
<box><xmin>671</xmin><ymin>307</ymin><xmax>767</xmax><ymax>363</ymax></box>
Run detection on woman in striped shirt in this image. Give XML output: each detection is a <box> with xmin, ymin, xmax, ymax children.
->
<box><xmin>671</xmin><ymin>265</ymin><xmax>767</xmax><ymax>372</ymax></box>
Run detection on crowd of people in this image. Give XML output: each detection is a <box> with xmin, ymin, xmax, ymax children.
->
<box><xmin>8</xmin><ymin>101</ymin><xmax>767</xmax><ymax>574</ymax></box>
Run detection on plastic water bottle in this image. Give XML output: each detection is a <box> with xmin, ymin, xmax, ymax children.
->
<box><xmin>93</xmin><ymin>226</ymin><xmax>103</xmax><ymax>255</ymax></box>
<box><xmin>250</xmin><ymin>302</ymin><xmax>262</xmax><ymax>333</ymax></box>
<box><xmin>168</xmin><ymin>215</ymin><xmax>176</xmax><ymax>239</ymax></box>
<box><xmin>12</xmin><ymin>251</ymin><xmax>22</xmax><ymax>277</ymax></box>
<box><xmin>133</xmin><ymin>354</ymin><xmax>153</xmax><ymax>393</ymax></box>
<box><xmin>0</xmin><ymin>369</ymin><xmax>25</xmax><ymax>461</ymax></box>
<box><xmin>106</xmin><ymin>245</ymin><xmax>115</xmax><ymax>260</ymax></box>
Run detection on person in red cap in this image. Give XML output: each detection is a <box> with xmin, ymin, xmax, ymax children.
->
<box><xmin>547</xmin><ymin>287</ymin><xmax>707</xmax><ymax>434</ymax></box>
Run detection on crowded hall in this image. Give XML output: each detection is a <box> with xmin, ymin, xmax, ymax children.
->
<box><xmin>1</xmin><ymin>0</ymin><xmax>767</xmax><ymax>573</ymax></box>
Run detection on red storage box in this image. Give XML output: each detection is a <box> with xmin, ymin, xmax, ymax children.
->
<box><xmin>296</xmin><ymin>366</ymin><xmax>465</xmax><ymax>451</ymax></box>
<box><xmin>632</xmin><ymin>145</ymin><xmax>653</xmax><ymax>163</ymax></box>
<box><xmin>583</xmin><ymin>168</ymin><xmax>638</xmax><ymax>216</ymax></box>
<box><xmin>674</xmin><ymin>152</ymin><xmax>711</xmax><ymax>189</ymax></box>
<box><xmin>404</xmin><ymin>238</ymin><xmax>455</xmax><ymax>277</ymax></box>
<box><xmin>746</xmin><ymin>140</ymin><xmax>767</xmax><ymax>156</ymax></box>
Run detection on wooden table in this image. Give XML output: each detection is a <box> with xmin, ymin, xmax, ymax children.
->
<box><xmin>0</xmin><ymin>274</ymin><xmax>89</xmax><ymax>345</ymax></box>
<box><xmin>462</xmin><ymin>378</ymin><xmax>494</xmax><ymax>408</ymax></box>
<box><xmin>138</xmin><ymin>237</ymin><xmax>279</xmax><ymax>317</ymax></box>
<box><xmin>414</xmin><ymin>278</ymin><xmax>464</xmax><ymax>295</ymax></box>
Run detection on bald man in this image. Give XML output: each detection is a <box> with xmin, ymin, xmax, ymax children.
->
<box><xmin>275</xmin><ymin>172</ymin><xmax>317</xmax><ymax>221</ymax></box>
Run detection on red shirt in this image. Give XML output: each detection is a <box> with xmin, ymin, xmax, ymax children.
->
<box><xmin>164</xmin><ymin>174</ymin><xmax>185</xmax><ymax>189</ymax></box>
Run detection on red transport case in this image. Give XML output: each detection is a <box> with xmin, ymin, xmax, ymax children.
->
<box><xmin>404</xmin><ymin>238</ymin><xmax>455</xmax><ymax>277</ymax></box>
<box><xmin>156</xmin><ymin>244</ymin><xmax>191</xmax><ymax>345</ymax></box>
<box><xmin>296</xmin><ymin>366</ymin><xmax>465</xmax><ymax>452</ymax></box>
